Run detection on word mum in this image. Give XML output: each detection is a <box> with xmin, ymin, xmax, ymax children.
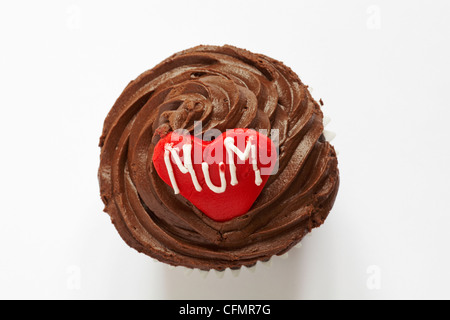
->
<box><xmin>163</xmin><ymin>125</ymin><xmax>279</xmax><ymax>168</ymax></box>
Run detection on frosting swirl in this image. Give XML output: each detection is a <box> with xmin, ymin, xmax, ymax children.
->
<box><xmin>98</xmin><ymin>45</ymin><xmax>339</xmax><ymax>270</ymax></box>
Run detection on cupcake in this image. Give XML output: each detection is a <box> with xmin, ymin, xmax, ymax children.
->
<box><xmin>98</xmin><ymin>45</ymin><xmax>339</xmax><ymax>271</ymax></box>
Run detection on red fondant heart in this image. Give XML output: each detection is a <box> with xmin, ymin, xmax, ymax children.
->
<box><xmin>152</xmin><ymin>129</ymin><xmax>277</xmax><ymax>222</ymax></box>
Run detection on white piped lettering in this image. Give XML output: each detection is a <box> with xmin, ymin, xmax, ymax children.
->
<box><xmin>164</xmin><ymin>136</ymin><xmax>262</xmax><ymax>194</ymax></box>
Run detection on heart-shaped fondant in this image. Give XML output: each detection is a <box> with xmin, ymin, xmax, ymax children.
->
<box><xmin>152</xmin><ymin>129</ymin><xmax>278</xmax><ymax>222</ymax></box>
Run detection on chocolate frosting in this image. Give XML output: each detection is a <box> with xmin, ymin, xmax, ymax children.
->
<box><xmin>98</xmin><ymin>45</ymin><xmax>339</xmax><ymax>270</ymax></box>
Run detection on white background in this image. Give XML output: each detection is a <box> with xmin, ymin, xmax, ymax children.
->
<box><xmin>1</xmin><ymin>0</ymin><xmax>449</xmax><ymax>300</ymax></box>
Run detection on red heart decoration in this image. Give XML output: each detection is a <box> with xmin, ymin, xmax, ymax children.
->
<box><xmin>152</xmin><ymin>129</ymin><xmax>277</xmax><ymax>222</ymax></box>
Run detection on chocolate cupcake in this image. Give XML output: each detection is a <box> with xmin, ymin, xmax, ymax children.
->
<box><xmin>98</xmin><ymin>45</ymin><xmax>339</xmax><ymax>271</ymax></box>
